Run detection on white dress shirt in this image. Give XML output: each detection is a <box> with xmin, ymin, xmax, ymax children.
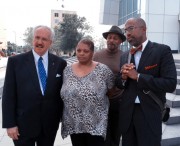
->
<box><xmin>134</xmin><ymin>39</ymin><xmax>148</xmax><ymax>103</ymax></box>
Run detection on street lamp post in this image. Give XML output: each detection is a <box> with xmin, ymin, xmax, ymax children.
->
<box><xmin>12</xmin><ymin>31</ymin><xmax>17</xmax><ymax>53</ymax></box>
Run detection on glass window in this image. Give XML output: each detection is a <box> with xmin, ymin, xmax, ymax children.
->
<box><xmin>54</xmin><ymin>13</ymin><xmax>59</xmax><ymax>17</ymax></box>
<box><xmin>133</xmin><ymin>0</ymin><xmax>138</xmax><ymax>11</ymax></box>
<box><xmin>118</xmin><ymin>0</ymin><xmax>141</xmax><ymax>50</ymax></box>
<box><xmin>118</xmin><ymin>0</ymin><xmax>140</xmax><ymax>25</ymax></box>
<box><xmin>127</xmin><ymin>0</ymin><xmax>132</xmax><ymax>14</ymax></box>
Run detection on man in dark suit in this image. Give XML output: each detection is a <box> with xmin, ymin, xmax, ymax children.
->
<box><xmin>115</xmin><ymin>18</ymin><xmax>177</xmax><ymax>146</ymax></box>
<box><xmin>2</xmin><ymin>25</ymin><xmax>67</xmax><ymax>146</ymax></box>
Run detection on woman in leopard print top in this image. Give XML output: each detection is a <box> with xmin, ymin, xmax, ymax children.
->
<box><xmin>60</xmin><ymin>38</ymin><xmax>114</xmax><ymax>146</ymax></box>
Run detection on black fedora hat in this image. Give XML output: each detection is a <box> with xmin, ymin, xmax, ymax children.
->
<box><xmin>102</xmin><ymin>25</ymin><xmax>126</xmax><ymax>42</ymax></box>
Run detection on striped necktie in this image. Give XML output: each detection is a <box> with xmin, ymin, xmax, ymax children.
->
<box><xmin>38</xmin><ymin>57</ymin><xmax>47</xmax><ymax>93</ymax></box>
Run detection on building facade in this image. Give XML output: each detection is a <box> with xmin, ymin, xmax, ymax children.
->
<box><xmin>51</xmin><ymin>10</ymin><xmax>76</xmax><ymax>29</ymax></box>
<box><xmin>99</xmin><ymin>0</ymin><xmax>180</xmax><ymax>53</ymax></box>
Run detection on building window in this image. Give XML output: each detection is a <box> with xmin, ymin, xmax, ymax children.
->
<box><xmin>118</xmin><ymin>0</ymin><xmax>141</xmax><ymax>25</ymax></box>
<box><xmin>54</xmin><ymin>19</ymin><xmax>59</xmax><ymax>24</ymax></box>
<box><xmin>54</xmin><ymin>13</ymin><xmax>59</xmax><ymax>17</ymax></box>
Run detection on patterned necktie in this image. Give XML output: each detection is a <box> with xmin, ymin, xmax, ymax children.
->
<box><xmin>130</xmin><ymin>45</ymin><xmax>142</xmax><ymax>55</ymax></box>
<box><xmin>38</xmin><ymin>57</ymin><xmax>47</xmax><ymax>93</ymax></box>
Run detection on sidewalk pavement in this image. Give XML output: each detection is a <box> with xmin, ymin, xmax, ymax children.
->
<box><xmin>0</xmin><ymin>57</ymin><xmax>8</xmax><ymax>98</ymax></box>
<box><xmin>1</xmin><ymin>53</ymin><xmax>180</xmax><ymax>146</ymax></box>
<box><xmin>0</xmin><ymin>57</ymin><xmax>8</xmax><ymax>69</ymax></box>
<box><xmin>0</xmin><ymin>99</ymin><xmax>72</xmax><ymax>146</ymax></box>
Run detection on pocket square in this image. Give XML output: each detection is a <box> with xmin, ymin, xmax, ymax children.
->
<box><xmin>56</xmin><ymin>74</ymin><xmax>61</xmax><ymax>77</ymax></box>
<box><xmin>145</xmin><ymin>64</ymin><xmax>158</xmax><ymax>70</ymax></box>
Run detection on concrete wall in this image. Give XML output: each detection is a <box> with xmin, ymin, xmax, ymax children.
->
<box><xmin>99</xmin><ymin>0</ymin><xmax>119</xmax><ymax>25</ymax></box>
<box><xmin>141</xmin><ymin>0</ymin><xmax>180</xmax><ymax>52</ymax></box>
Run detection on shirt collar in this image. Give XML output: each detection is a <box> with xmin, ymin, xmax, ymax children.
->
<box><xmin>141</xmin><ymin>39</ymin><xmax>148</xmax><ymax>52</ymax></box>
<box><xmin>132</xmin><ymin>39</ymin><xmax>148</xmax><ymax>52</ymax></box>
<box><xmin>32</xmin><ymin>49</ymin><xmax>48</xmax><ymax>64</ymax></box>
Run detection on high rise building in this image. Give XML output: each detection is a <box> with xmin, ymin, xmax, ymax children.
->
<box><xmin>99</xmin><ymin>0</ymin><xmax>180</xmax><ymax>53</ymax></box>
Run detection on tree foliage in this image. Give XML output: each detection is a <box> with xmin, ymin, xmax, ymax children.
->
<box><xmin>53</xmin><ymin>14</ymin><xmax>93</xmax><ymax>53</ymax></box>
<box><xmin>51</xmin><ymin>27</ymin><xmax>62</xmax><ymax>55</ymax></box>
<box><xmin>23</xmin><ymin>27</ymin><xmax>33</xmax><ymax>46</ymax></box>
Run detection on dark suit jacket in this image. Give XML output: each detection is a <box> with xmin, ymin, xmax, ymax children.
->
<box><xmin>2</xmin><ymin>50</ymin><xmax>67</xmax><ymax>138</ymax></box>
<box><xmin>116</xmin><ymin>41</ymin><xmax>177</xmax><ymax>139</ymax></box>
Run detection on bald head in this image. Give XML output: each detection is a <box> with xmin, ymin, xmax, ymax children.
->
<box><xmin>126</xmin><ymin>18</ymin><xmax>146</xmax><ymax>28</ymax></box>
<box><xmin>124</xmin><ymin>17</ymin><xmax>147</xmax><ymax>47</ymax></box>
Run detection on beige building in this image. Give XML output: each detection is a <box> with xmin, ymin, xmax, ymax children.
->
<box><xmin>51</xmin><ymin>10</ymin><xmax>76</xmax><ymax>29</ymax></box>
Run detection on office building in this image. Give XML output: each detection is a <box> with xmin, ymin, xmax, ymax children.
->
<box><xmin>99</xmin><ymin>0</ymin><xmax>180</xmax><ymax>52</ymax></box>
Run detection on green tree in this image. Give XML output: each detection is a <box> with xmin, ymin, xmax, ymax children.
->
<box><xmin>54</xmin><ymin>14</ymin><xmax>93</xmax><ymax>54</ymax></box>
<box><xmin>23</xmin><ymin>27</ymin><xmax>33</xmax><ymax>46</ymax></box>
<box><xmin>7</xmin><ymin>41</ymin><xmax>18</xmax><ymax>55</ymax></box>
<box><xmin>51</xmin><ymin>27</ymin><xmax>62</xmax><ymax>56</ymax></box>
<box><xmin>96</xmin><ymin>37</ymin><xmax>106</xmax><ymax>50</ymax></box>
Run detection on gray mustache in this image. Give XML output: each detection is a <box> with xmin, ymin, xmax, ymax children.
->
<box><xmin>36</xmin><ymin>45</ymin><xmax>43</xmax><ymax>48</ymax></box>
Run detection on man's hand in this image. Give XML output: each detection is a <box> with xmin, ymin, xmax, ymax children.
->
<box><xmin>121</xmin><ymin>63</ymin><xmax>138</xmax><ymax>80</ymax></box>
<box><xmin>7</xmin><ymin>126</ymin><xmax>20</xmax><ymax>140</ymax></box>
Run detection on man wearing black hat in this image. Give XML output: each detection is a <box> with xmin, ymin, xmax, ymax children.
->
<box><xmin>93</xmin><ymin>25</ymin><xmax>126</xmax><ymax>146</ymax></box>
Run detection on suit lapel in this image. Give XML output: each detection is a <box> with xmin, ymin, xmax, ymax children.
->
<box><xmin>138</xmin><ymin>41</ymin><xmax>153</xmax><ymax>71</ymax></box>
<box><xmin>25</xmin><ymin>51</ymin><xmax>42</xmax><ymax>94</ymax></box>
<box><xmin>45</xmin><ymin>53</ymin><xmax>56</xmax><ymax>95</ymax></box>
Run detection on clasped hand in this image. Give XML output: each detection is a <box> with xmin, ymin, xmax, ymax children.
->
<box><xmin>120</xmin><ymin>63</ymin><xmax>138</xmax><ymax>80</ymax></box>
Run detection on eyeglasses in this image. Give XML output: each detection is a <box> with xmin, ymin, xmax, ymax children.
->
<box><xmin>124</xmin><ymin>26</ymin><xmax>142</xmax><ymax>34</ymax></box>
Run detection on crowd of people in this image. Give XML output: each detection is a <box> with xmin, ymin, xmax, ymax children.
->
<box><xmin>1</xmin><ymin>17</ymin><xmax>177</xmax><ymax>146</ymax></box>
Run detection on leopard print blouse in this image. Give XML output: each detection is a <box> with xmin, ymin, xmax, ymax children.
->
<box><xmin>61</xmin><ymin>63</ymin><xmax>114</xmax><ymax>139</ymax></box>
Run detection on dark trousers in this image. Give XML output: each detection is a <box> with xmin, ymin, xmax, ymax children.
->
<box><xmin>70</xmin><ymin>133</ymin><xmax>105</xmax><ymax>146</ymax></box>
<box><xmin>122</xmin><ymin>104</ymin><xmax>161</xmax><ymax>146</ymax></box>
<box><xmin>13</xmin><ymin>129</ymin><xmax>57</xmax><ymax>146</ymax></box>
<box><xmin>105</xmin><ymin>98</ymin><xmax>121</xmax><ymax>146</ymax></box>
